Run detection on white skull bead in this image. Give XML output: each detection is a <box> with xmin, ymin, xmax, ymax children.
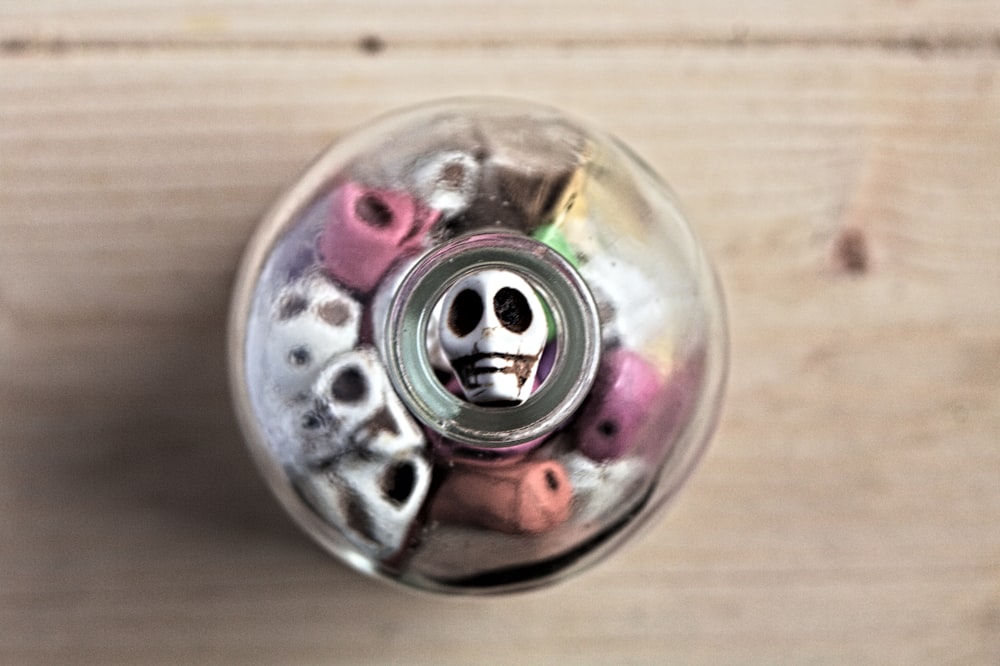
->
<box><xmin>299</xmin><ymin>347</ymin><xmax>426</xmax><ymax>464</ymax></box>
<box><xmin>579</xmin><ymin>252</ymin><xmax>668</xmax><ymax>351</ymax></box>
<box><xmin>559</xmin><ymin>451</ymin><xmax>646</xmax><ymax>526</ymax></box>
<box><xmin>410</xmin><ymin>150</ymin><xmax>481</xmax><ymax>217</ymax></box>
<box><xmin>439</xmin><ymin>269</ymin><xmax>548</xmax><ymax>405</ymax></box>
<box><xmin>267</xmin><ymin>272</ymin><xmax>361</xmax><ymax>401</ymax></box>
<box><xmin>298</xmin><ymin>448</ymin><xmax>432</xmax><ymax>559</ymax></box>
<box><xmin>295</xmin><ymin>347</ymin><xmax>432</xmax><ymax>558</ymax></box>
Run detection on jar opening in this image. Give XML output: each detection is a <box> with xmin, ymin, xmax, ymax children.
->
<box><xmin>385</xmin><ymin>232</ymin><xmax>602</xmax><ymax>448</ymax></box>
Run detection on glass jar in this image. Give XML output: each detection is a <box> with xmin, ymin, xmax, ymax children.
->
<box><xmin>229</xmin><ymin>97</ymin><xmax>727</xmax><ymax>594</ymax></box>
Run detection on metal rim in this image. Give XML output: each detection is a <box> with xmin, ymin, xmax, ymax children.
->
<box><xmin>384</xmin><ymin>232</ymin><xmax>602</xmax><ymax>447</ymax></box>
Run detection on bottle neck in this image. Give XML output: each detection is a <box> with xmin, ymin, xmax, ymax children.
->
<box><xmin>383</xmin><ymin>232</ymin><xmax>602</xmax><ymax>449</ymax></box>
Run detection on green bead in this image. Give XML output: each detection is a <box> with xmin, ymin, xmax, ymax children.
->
<box><xmin>532</xmin><ymin>223</ymin><xmax>580</xmax><ymax>267</ymax></box>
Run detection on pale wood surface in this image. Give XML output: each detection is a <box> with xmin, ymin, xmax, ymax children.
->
<box><xmin>3</xmin><ymin>1</ymin><xmax>1000</xmax><ymax>46</ymax></box>
<box><xmin>2</xmin><ymin>3</ymin><xmax>1000</xmax><ymax>664</ymax></box>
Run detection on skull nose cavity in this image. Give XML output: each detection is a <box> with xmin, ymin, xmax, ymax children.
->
<box><xmin>494</xmin><ymin>287</ymin><xmax>533</xmax><ymax>333</ymax></box>
<box><xmin>382</xmin><ymin>460</ymin><xmax>417</xmax><ymax>506</ymax></box>
<box><xmin>288</xmin><ymin>345</ymin><xmax>311</xmax><ymax>367</ymax></box>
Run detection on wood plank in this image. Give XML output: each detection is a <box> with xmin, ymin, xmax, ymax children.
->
<box><xmin>1</xmin><ymin>45</ymin><xmax>999</xmax><ymax>663</ymax></box>
<box><xmin>1</xmin><ymin>1</ymin><xmax>1000</xmax><ymax>48</ymax></box>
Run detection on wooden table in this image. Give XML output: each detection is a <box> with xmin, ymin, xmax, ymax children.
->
<box><xmin>2</xmin><ymin>3</ymin><xmax>999</xmax><ymax>663</ymax></box>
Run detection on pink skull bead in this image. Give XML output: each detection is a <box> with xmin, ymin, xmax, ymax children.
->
<box><xmin>319</xmin><ymin>182</ymin><xmax>439</xmax><ymax>293</ymax></box>
<box><xmin>575</xmin><ymin>347</ymin><xmax>667</xmax><ymax>462</ymax></box>
<box><xmin>429</xmin><ymin>459</ymin><xmax>573</xmax><ymax>535</ymax></box>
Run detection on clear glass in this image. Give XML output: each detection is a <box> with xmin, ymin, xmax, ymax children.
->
<box><xmin>229</xmin><ymin>97</ymin><xmax>728</xmax><ymax>594</ymax></box>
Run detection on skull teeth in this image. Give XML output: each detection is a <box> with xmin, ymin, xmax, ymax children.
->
<box><xmin>451</xmin><ymin>352</ymin><xmax>537</xmax><ymax>388</ymax></box>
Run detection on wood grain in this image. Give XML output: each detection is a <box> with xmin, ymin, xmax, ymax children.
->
<box><xmin>2</xmin><ymin>1</ymin><xmax>1000</xmax><ymax>48</ymax></box>
<box><xmin>2</xmin><ymin>4</ymin><xmax>999</xmax><ymax>664</ymax></box>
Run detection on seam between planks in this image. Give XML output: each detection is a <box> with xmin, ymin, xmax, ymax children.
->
<box><xmin>2</xmin><ymin>30</ymin><xmax>1000</xmax><ymax>58</ymax></box>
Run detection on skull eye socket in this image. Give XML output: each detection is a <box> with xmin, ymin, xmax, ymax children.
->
<box><xmin>494</xmin><ymin>287</ymin><xmax>533</xmax><ymax>333</ymax></box>
<box><xmin>331</xmin><ymin>365</ymin><xmax>368</xmax><ymax>403</ymax></box>
<box><xmin>448</xmin><ymin>288</ymin><xmax>484</xmax><ymax>337</ymax></box>
<box><xmin>439</xmin><ymin>160</ymin><xmax>467</xmax><ymax>189</ymax></box>
<box><xmin>317</xmin><ymin>299</ymin><xmax>352</xmax><ymax>327</ymax></box>
<box><xmin>277</xmin><ymin>294</ymin><xmax>308</xmax><ymax>320</ymax></box>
